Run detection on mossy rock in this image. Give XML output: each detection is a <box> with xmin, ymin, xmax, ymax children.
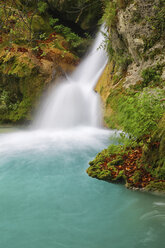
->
<box><xmin>145</xmin><ymin>181</ymin><xmax>165</xmax><ymax>192</ymax></box>
<box><xmin>142</xmin><ymin>114</ymin><xmax>165</xmax><ymax>177</ymax></box>
<box><xmin>31</xmin><ymin>15</ymin><xmax>51</xmax><ymax>33</ymax></box>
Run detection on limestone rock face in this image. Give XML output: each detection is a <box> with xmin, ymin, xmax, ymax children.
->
<box><xmin>97</xmin><ymin>0</ymin><xmax>165</xmax><ymax>102</ymax></box>
<box><xmin>95</xmin><ymin>0</ymin><xmax>165</xmax><ymax>182</ymax></box>
<box><xmin>105</xmin><ymin>0</ymin><xmax>165</xmax><ymax>88</ymax></box>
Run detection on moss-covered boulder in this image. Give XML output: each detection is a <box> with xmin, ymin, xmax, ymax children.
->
<box><xmin>142</xmin><ymin>114</ymin><xmax>165</xmax><ymax>180</ymax></box>
<box><xmin>0</xmin><ymin>38</ymin><xmax>78</xmax><ymax>124</ymax></box>
<box><xmin>87</xmin><ymin>143</ymin><xmax>165</xmax><ymax>192</ymax></box>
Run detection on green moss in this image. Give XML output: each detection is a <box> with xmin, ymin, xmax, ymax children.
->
<box><xmin>130</xmin><ymin>10</ymin><xmax>141</xmax><ymax>23</ymax></box>
<box><xmin>101</xmin><ymin>1</ymin><xmax>117</xmax><ymax>29</ymax></box>
<box><xmin>87</xmin><ymin>143</ymin><xmax>126</xmax><ymax>182</ymax></box>
<box><xmin>145</xmin><ymin>181</ymin><xmax>165</xmax><ymax>192</ymax></box>
<box><xmin>132</xmin><ymin>170</ymin><xmax>142</xmax><ymax>184</ymax></box>
<box><xmin>146</xmin><ymin>48</ymin><xmax>162</xmax><ymax>60</ymax></box>
<box><xmin>107</xmin><ymin>144</ymin><xmax>123</xmax><ymax>154</ymax></box>
<box><xmin>142</xmin><ymin>114</ymin><xmax>165</xmax><ymax>180</ymax></box>
<box><xmin>0</xmin><ymin>57</ymin><xmax>46</xmax><ymax>123</ymax></box>
<box><xmin>154</xmin><ymin>164</ymin><xmax>165</xmax><ymax>180</ymax></box>
<box><xmin>31</xmin><ymin>15</ymin><xmax>51</xmax><ymax>34</ymax></box>
<box><xmin>113</xmin><ymin>170</ymin><xmax>126</xmax><ymax>182</ymax></box>
<box><xmin>141</xmin><ymin>64</ymin><xmax>163</xmax><ymax>88</ymax></box>
<box><xmin>8</xmin><ymin>98</ymin><xmax>32</xmax><ymax>122</ymax></box>
<box><xmin>143</xmin><ymin>35</ymin><xmax>161</xmax><ymax>51</ymax></box>
<box><xmin>107</xmin><ymin>87</ymin><xmax>164</xmax><ymax>139</ymax></box>
<box><xmin>97</xmin><ymin>170</ymin><xmax>112</xmax><ymax>180</ymax></box>
<box><xmin>116</xmin><ymin>0</ymin><xmax>133</xmax><ymax>9</ymax></box>
<box><xmin>112</xmin><ymin>74</ymin><xmax>122</xmax><ymax>85</ymax></box>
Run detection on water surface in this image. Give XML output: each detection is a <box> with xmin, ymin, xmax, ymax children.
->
<box><xmin>0</xmin><ymin>128</ymin><xmax>164</xmax><ymax>248</ymax></box>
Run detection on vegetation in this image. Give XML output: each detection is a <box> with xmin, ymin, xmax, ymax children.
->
<box><xmin>0</xmin><ymin>0</ymin><xmax>83</xmax><ymax>123</ymax></box>
<box><xmin>96</xmin><ymin>78</ymin><xmax>165</xmax><ymax>191</ymax></box>
<box><xmin>87</xmin><ymin>139</ymin><xmax>165</xmax><ymax>191</ymax></box>
<box><xmin>48</xmin><ymin>17</ymin><xmax>91</xmax><ymax>55</ymax></box>
<box><xmin>117</xmin><ymin>88</ymin><xmax>164</xmax><ymax>139</ymax></box>
<box><xmin>87</xmin><ymin>0</ymin><xmax>165</xmax><ymax>192</ymax></box>
<box><xmin>141</xmin><ymin>65</ymin><xmax>163</xmax><ymax>88</ymax></box>
<box><xmin>0</xmin><ymin>0</ymin><xmax>164</xmax><ymax>192</ymax></box>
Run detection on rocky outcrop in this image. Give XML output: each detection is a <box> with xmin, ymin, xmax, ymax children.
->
<box><xmin>96</xmin><ymin>0</ymin><xmax>165</xmax><ymax>126</ymax></box>
<box><xmin>117</xmin><ymin>0</ymin><xmax>165</xmax><ymax>87</ymax></box>
<box><xmin>89</xmin><ymin>0</ymin><xmax>165</xmax><ymax>192</ymax></box>
<box><xmin>0</xmin><ymin>1</ymin><xmax>81</xmax><ymax>124</ymax></box>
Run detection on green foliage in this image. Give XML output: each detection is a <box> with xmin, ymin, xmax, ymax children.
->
<box><xmin>49</xmin><ymin>18</ymin><xmax>88</xmax><ymax>54</ymax></box>
<box><xmin>145</xmin><ymin>181</ymin><xmax>165</xmax><ymax>192</ymax></box>
<box><xmin>101</xmin><ymin>0</ymin><xmax>133</xmax><ymax>27</ymax></box>
<box><xmin>114</xmin><ymin>170</ymin><xmax>126</xmax><ymax>182</ymax></box>
<box><xmin>101</xmin><ymin>32</ymin><xmax>132</xmax><ymax>71</ymax></box>
<box><xmin>101</xmin><ymin>1</ymin><xmax>117</xmax><ymax>29</ymax></box>
<box><xmin>132</xmin><ymin>170</ymin><xmax>142</xmax><ymax>183</ymax></box>
<box><xmin>112</xmin><ymin>74</ymin><xmax>122</xmax><ymax>84</ymax></box>
<box><xmin>100</xmin><ymin>0</ymin><xmax>132</xmax><ymax>71</ymax></box>
<box><xmin>141</xmin><ymin>65</ymin><xmax>163</xmax><ymax>88</ymax></box>
<box><xmin>117</xmin><ymin>88</ymin><xmax>165</xmax><ymax>139</ymax></box>
<box><xmin>49</xmin><ymin>17</ymin><xmax>59</xmax><ymax>27</ymax></box>
<box><xmin>108</xmin><ymin>157</ymin><xmax>123</xmax><ymax>166</ymax></box>
<box><xmin>107</xmin><ymin>144</ymin><xmax>122</xmax><ymax>154</ymax></box>
<box><xmin>154</xmin><ymin>164</ymin><xmax>165</xmax><ymax>180</ymax></box>
<box><xmin>0</xmin><ymin>90</ymin><xmax>9</xmax><ymax>109</ymax></box>
<box><xmin>56</xmin><ymin>25</ymin><xmax>82</xmax><ymax>48</ymax></box>
<box><xmin>97</xmin><ymin>170</ymin><xmax>112</xmax><ymax>180</ymax></box>
<box><xmin>152</xmin><ymin>0</ymin><xmax>165</xmax><ymax>35</ymax></box>
<box><xmin>89</xmin><ymin>149</ymin><xmax>107</xmax><ymax>166</ymax></box>
<box><xmin>87</xmin><ymin>143</ymin><xmax>126</xmax><ymax>183</ymax></box>
<box><xmin>115</xmin><ymin>53</ymin><xmax>132</xmax><ymax>71</ymax></box>
<box><xmin>116</xmin><ymin>0</ymin><xmax>133</xmax><ymax>8</ymax></box>
<box><xmin>37</xmin><ymin>1</ymin><xmax>48</xmax><ymax>14</ymax></box>
<box><xmin>9</xmin><ymin>99</ymin><xmax>32</xmax><ymax>122</ymax></box>
<box><xmin>143</xmin><ymin>35</ymin><xmax>160</xmax><ymax>51</ymax></box>
<box><xmin>39</xmin><ymin>33</ymin><xmax>47</xmax><ymax>40</ymax></box>
<box><xmin>115</xmin><ymin>132</ymin><xmax>142</xmax><ymax>149</ymax></box>
<box><xmin>143</xmin><ymin>0</ymin><xmax>165</xmax><ymax>51</ymax></box>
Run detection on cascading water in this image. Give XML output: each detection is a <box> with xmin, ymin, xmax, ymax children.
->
<box><xmin>33</xmin><ymin>26</ymin><xmax>108</xmax><ymax>129</ymax></box>
<box><xmin>0</xmin><ymin>26</ymin><xmax>165</xmax><ymax>248</ymax></box>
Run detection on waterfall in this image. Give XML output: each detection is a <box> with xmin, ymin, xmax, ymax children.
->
<box><xmin>34</xmin><ymin>26</ymin><xmax>107</xmax><ymax>129</ymax></box>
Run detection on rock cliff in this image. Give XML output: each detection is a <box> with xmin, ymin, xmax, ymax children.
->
<box><xmin>88</xmin><ymin>0</ymin><xmax>165</xmax><ymax>192</ymax></box>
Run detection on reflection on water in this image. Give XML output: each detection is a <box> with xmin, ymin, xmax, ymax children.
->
<box><xmin>0</xmin><ymin>126</ymin><xmax>18</xmax><ymax>133</ymax></box>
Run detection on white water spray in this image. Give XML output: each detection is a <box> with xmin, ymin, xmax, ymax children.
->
<box><xmin>34</xmin><ymin>26</ymin><xmax>107</xmax><ymax>129</ymax></box>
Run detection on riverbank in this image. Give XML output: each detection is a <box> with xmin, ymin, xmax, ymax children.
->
<box><xmin>87</xmin><ymin>143</ymin><xmax>165</xmax><ymax>193</ymax></box>
<box><xmin>87</xmin><ymin>0</ymin><xmax>165</xmax><ymax>192</ymax></box>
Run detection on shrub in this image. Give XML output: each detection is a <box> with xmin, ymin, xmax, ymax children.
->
<box><xmin>117</xmin><ymin>88</ymin><xmax>165</xmax><ymax>139</ymax></box>
<box><xmin>141</xmin><ymin>65</ymin><xmax>163</xmax><ymax>88</ymax></box>
<box><xmin>37</xmin><ymin>1</ymin><xmax>48</xmax><ymax>14</ymax></box>
<box><xmin>49</xmin><ymin>18</ymin><xmax>86</xmax><ymax>53</ymax></box>
<box><xmin>101</xmin><ymin>1</ymin><xmax>117</xmax><ymax>29</ymax></box>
